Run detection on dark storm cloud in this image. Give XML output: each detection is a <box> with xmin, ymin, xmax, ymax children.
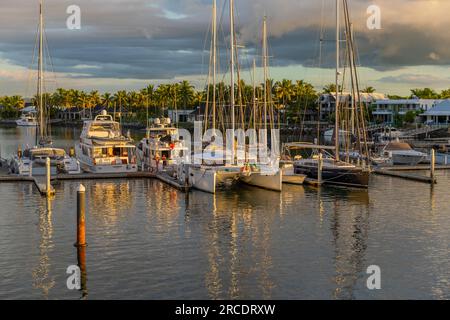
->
<box><xmin>0</xmin><ymin>0</ymin><xmax>449</xmax><ymax>81</ymax></box>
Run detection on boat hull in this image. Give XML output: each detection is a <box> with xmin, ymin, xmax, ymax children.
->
<box><xmin>294</xmin><ymin>163</ymin><xmax>370</xmax><ymax>188</ymax></box>
<box><xmin>188</xmin><ymin>166</ymin><xmax>240</xmax><ymax>194</ymax></box>
<box><xmin>240</xmin><ymin>170</ymin><xmax>283</xmax><ymax>191</ymax></box>
<box><xmin>16</xmin><ymin>120</ymin><xmax>37</xmax><ymax>127</ymax></box>
<box><xmin>281</xmin><ymin>162</ymin><xmax>306</xmax><ymax>185</ymax></box>
<box><xmin>391</xmin><ymin>154</ymin><xmax>426</xmax><ymax>166</ymax></box>
<box><xmin>282</xmin><ymin>174</ymin><xmax>306</xmax><ymax>185</ymax></box>
<box><xmin>76</xmin><ymin>146</ymin><xmax>137</xmax><ymax>174</ymax></box>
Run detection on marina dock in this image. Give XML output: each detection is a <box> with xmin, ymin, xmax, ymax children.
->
<box><xmin>0</xmin><ymin>168</ymin><xmax>191</xmax><ymax>195</ymax></box>
<box><xmin>373</xmin><ymin>168</ymin><xmax>437</xmax><ymax>184</ymax></box>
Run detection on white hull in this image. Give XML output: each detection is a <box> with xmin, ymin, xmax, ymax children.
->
<box><xmin>9</xmin><ymin>156</ymin><xmax>80</xmax><ymax>176</ymax></box>
<box><xmin>240</xmin><ymin>168</ymin><xmax>283</xmax><ymax>191</ymax></box>
<box><xmin>281</xmin><ymin>162</ymin><xmax>306</xmax><ymax>185</ymax></box>
<box><xmin>76</xmin><ymin>145</ymin><xmax>137</xmax><ymax>174</ymax></box>
<box><xmin>391</xmin><ymin>153</ymin><xmax>426</xmax><ymax>166</ymax></box>
<box><xmin>187</xmin><ymin>165</ymin><xmax>240</xmax><ymax>194</ymax></box>
<box><xmin>282</xmin><ymin>174</ymin><xmax>306</xmax><ymax>185</ymax></box>
<box><xmin>16</xmin><ymin>120</ymin><xmax>37</xmax><ymax>127</ymax></box>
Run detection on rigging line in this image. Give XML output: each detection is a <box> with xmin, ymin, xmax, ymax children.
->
<box><xmin>26</xmin><ymin>22</ymin><xmax>40</xmax><ymax>102</ymax></box>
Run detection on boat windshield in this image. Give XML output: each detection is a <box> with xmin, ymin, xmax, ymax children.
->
<box><xmin>28</xmin><ymin>148</ymin><xmax>66</xmax><ymax>158</ymax></box>
<box><xmin>91</xmin><ymin>122</ymin><xmax>120</xmax><ymax>132</ymax></box>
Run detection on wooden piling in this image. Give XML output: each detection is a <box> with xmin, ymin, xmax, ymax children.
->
<box><xmin>318</xmin><ymin>152</ymin><xmax>323</xmax><ymax>186</ymax></box>
<box><xmin>46</xmin><ymin>158</ymin><xmax>51</xmax><ymax>196</ymax></box>
<box><xmin>77</xmin><ymin>245</ymin><xmax>88</xmax><ymax>298</ymax></box>
<box><xmin>76</xmin><ymin>184</ymin><xmax>87</xmax><ymax>247</ymax></box>
<box><xmin>431</xmin><ymin>149</ymin><xmax>436</xmax><ymax>183</ymax></box>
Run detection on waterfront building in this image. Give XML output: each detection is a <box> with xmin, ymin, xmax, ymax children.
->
<box><xmin>421</xmin><ymin>99</ymin><xmax>450</xmax><ymax>124</ymax></box>
<box><xmin>319</xmin><ymin>92</ymin><xmax>387</xmax><ymax>121</ymax></box>
<box><xmin>372</xmin><ymin>98</ymin><xmax>443</xmax><ymax>124</ymax></box>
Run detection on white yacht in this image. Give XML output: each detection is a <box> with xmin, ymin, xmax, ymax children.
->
<box><xmin>16</xmin><ymin>109</ymin><xmax>38</xmax><ymax>127</ymax></box>
<box><xmin>137</xmin><ymin>118</ymin><xmax>190</xmax><ymax>173</ymax></box>
<box><xmin>75</xmin><ymin>111</ymin><xmax>138</xmax><ymax>173</ymax></box>
<box><xmin>379</xmin><ymin>141</ymin><xmax>427</xmax><ymax>166</ymax></box>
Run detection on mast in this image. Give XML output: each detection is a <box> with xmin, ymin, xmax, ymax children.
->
<box><xmin>212</xmin><ymin>0</ymin><xmax>217</xmax><ymax>132</ymax></box>
<box><xmin>252</xmin><ymin>59</ymin><xmax>257</xmax><ymax>132</ymax></box>
<box><xmin>38</xmin><ymin>0</ymin><xmax>45</xmax><ymax>144</ymax></box>
<box><xmin>229</xmin><ymin>0</ymin><xmax>235</xmax><ymax>135</ymax></box>
<box><xmin>262</xmin><ymin>16</ymin><xmax>268</xmax><ymax>132</ymax></box>
<box><xmin>229</xmin><ymin>0</ymin><xmax>236</xmax><ymax>163</ymax></box>
<box><xmin>335</xmin><ymin>0</ymin><xmax>340</xmax><ymax>161</ymax></box>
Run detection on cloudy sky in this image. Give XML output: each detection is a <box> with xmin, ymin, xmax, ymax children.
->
<box><xmin>0</xmin><ymin>0</ymin><xmax>449</xmax><ymax>96</ymax></box>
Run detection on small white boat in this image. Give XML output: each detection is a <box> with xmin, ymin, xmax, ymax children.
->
<box><xmin>75</xmin><ymin>111</ymin><xmax>138</xmax><ymax>173</ymax></box>
<box><xmin>381</xmin><ymin>141</ymin><xmax>427</xmax><ymax>166</ymax></box>
<box><xmin>16</xmin><ymin>110</ymin><xmax>38</xmax><ymax>127</ymax></box>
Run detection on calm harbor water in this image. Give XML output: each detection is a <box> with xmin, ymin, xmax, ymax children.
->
<box><xmin>0</xmin><ymin>126</ymin><xmax>449</xmax><ymax>300</ymax></box>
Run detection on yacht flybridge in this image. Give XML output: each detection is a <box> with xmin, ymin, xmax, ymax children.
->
<box><xmin>75</xmin><ymin>111</ymin><xmax>137</xmax><ymax>173</ymax></box>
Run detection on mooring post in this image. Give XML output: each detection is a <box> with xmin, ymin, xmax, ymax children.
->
<box><xmin>431</xmin><ymin>149</ymin><xmax>436</xmax><ymax>183</ymax></box>
<box><xmin>76</xmin><ymin>184</ymin><xmax>87</xmax><ymax>247</ymax></box>
<box><xmin>77</xmin><ymin>244</ymin><xmax>88</xmax><ymax>298</ymax></box>
<box><xmin>318</xmin><ymin>152</ymin><xmax>323</xmax><ymax>186</ymax></box>
<box><xmin>46</xmin><ymin>157</ymin><xmax>51</xmax><ymax>196</ymax></box>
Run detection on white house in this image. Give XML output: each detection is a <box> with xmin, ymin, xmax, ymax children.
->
<box><xmin>319</xmin><ymin>92</ymin><xmax>387</xmax><ymax>120</ymax></box>
<box><xmin>421</xmin><ymin>100</ymin><xmax>450</xmax><ymax>124</ymax></box>
<box><xmin>373</xmin><ymin>98</ymin><xmax>442</xmax><ymax>123</ymax></box>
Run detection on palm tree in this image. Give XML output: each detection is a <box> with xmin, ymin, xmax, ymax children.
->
<box><xmin>178</xmin><ymin>81</ymin><xmax>194</xmax><ymax>109</ymax></box>
<box><xmin>113</xmin><ymin>90</ymin><xmax>128</xmax><ymax>119</ymax></box>
<box><xmin>101</xmin><ymin>92</ymin><xmax>113</xmax><ymax>109</ymax></box>
<box><xmin>410</xmin><ymin>88</ymin><xmax>439</xmax><ymax>99</ymax></box>
<box><xmin>362</xmin><ymin>86</ymin><xmax>376</xmax><ymax>93</ymax></box>
<box><xmin>440</xmin><ymin>89</ymin><xmax>450</xmax><ymax>99</ymax></box>
<box><xmin>155</xmin><ymin>84</ymin><xmax>171</xmax><ymax>116</ymax></box>
<box><xmin>323</xmin><ymin>83</ymin><xmax>341</xmax><ymax>94</ymax></box>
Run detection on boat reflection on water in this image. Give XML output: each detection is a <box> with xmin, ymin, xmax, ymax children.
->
<box><xmin>32</xmin><ymin>196</ymin><xmax>55</xmax><ymax>298</ymax></box>
<box><xmin>325</xmin><ymin>188</ymin><xmax>370</xmax><ymax>300</ymax></box>
<box><xmin>185</xmin><ymin>188</ymin><xmax>282</xmax><ymax>299</ymax></box>
<box><xmin>88</xmin><ymin>181</ymin><xmax>134</xmax><ymax>226</ymax></box>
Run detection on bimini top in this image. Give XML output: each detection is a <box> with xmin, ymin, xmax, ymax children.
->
<box><xmin>384</xmin><ymin>142</ymin><xmax>413</xmax><ymax>151</ymax></box>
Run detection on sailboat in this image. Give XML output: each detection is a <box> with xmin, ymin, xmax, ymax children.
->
<box><xmin>182</xmin><ymin>0</ymin><xmax>243</xmax><ymax>194</ymax></box>
<box><xmin>239</xmin><ymin>16</ymin><xmax>283</xmax><ymax>192</ymax></box>
<box><xmin>9</xmin><ymin>0</ymin><xmax>80</xmax><ymax>176</ymax></box>
<box><xmin>293</xmin><ymin>0</ymin><xmax>370</xmax><ymax>188</ymax></box>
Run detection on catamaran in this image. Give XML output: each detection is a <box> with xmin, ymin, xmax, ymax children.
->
<box><xmin>293</xmin><ymin>0</ymin><xmax>371</xmax><ymax>188</ymax></box>
<box><xmin>239</xmin><ymin>17</ymin><xmax>283</xmax><ymax>192</ymax></box>
<box><xmin>181</xmin><ymin>0</ymin><xmax>244</xmax><ymax>194</ymax></box>
<box><xmin>9</xmin><ymin>0</ymin><xmax>80</xmax><ymax>176</ymax></box>
<box><xmin>75</xmin><ymin>111</ymin><xmax>137</xmax><ymax>173</ymax></box>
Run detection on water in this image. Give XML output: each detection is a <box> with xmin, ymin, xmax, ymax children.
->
<box><xmin>0</xmin><ymin>126</ymin><xmax>449</xmax><ymax>300</ymax></box>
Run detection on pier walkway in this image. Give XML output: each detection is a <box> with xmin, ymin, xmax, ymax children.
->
<box><xmin>0</xmin><ymin>170</ymin><xmax>191</xmax><ymax>196</ymax></box>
